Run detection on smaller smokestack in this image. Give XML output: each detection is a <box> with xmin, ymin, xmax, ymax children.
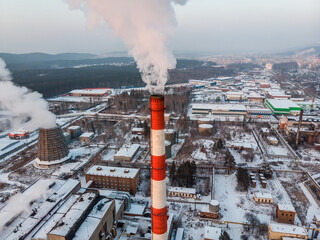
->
<box><xmin>150</xmin><ymin>95</ymin><xmax>167</xmax><ymax>240</ymax></box>
<box><xmin>35</xmin><ymin>126</ymin><xmax>71</xmax><ymax>168</ymax></box>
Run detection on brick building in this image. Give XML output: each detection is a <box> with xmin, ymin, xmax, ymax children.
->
<box><xmin>85</xmin><ymin>165</ymin><xmax>140</xmax><ymax>195</ymax></box>
<box><xmin>276</xmin><ymin>204</ymin><xmax>296</xmax><ymax>224</ymax></box>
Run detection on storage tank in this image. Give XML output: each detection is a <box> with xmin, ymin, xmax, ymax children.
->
<box><xmin>164</xmin><ymin>129</ymin><xmax>176</xmax><ymax>145</ymax></box>
<box><xmin>198</xmin><ymin>124</ymin><xmax>213</xmax><ymax>136</ymax></box>
<box><xmin>209</xmin><ymin>200</ymin><xmax>219</xmax><ymax>213</ymax></box>
<box><xmin>67</xmin><ymin>126</ymin><xmax>82</xmax><ymax>139</ymax></box>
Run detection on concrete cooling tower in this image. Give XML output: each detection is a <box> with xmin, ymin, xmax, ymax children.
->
<box><xmin>35</xmin><ymin>126</ymin><xmax>71</xmax><ymax>168</ymax></box>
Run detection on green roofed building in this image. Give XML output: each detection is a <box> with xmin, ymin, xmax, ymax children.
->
<box><xmin>265</xmin><ymin>99</ymin><xmax>301</xmax><ymax>115</ymax></box>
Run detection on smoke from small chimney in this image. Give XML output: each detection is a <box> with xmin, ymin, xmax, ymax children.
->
<box><xmin>0</xmin><ymin>58</ymin><xmax>56</xmax><ymax>131</ymax></box>
<box><xmin>66</xmin><ymin>0</ymin><xmax>188</xmax><ymax>94</ymax></box>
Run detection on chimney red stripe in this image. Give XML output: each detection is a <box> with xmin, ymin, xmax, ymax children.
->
<box><xmin>151</xmin><ymin>155</ymin><xmax>166</xmax><ymax>180</ymax></box>
<box><xmin>151</xmin><ymin>206</ymin><xmax>167</xmax><ymax>234</ymax></box>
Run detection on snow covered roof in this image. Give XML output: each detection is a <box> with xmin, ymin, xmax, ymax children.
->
<box><xmin>226</xmin><ymin>91</ymin><xmax>243</xmax><ymax>95</ymax></box>
<box><xmin>124</xmin><ymin>203</ymin><xmax>146</xmax><ymax>216</ymax></box>
<box><xmin>73</xmin><ymin>199</ymin><xmax>114</xmax><ymax>240</ymax></box>
<box><xmin>86</xmin><ymin>165</ymin><xmax>139</xmax><ymax>179</ymax></box>
<box><xmin>254</xmin><ymin>192</ymin><xmax>273</xmax><ymax>199</ymax></box>
<box><xmin>204</xmin><ymin>226</ymin><xmax>222</xmax><ymax>239</ymax></box>
<box><xmin>267</xmin><ymin>136</ymin><xmax>278</xmax><ymax>141</ymax></box>
<box><xmin>268</xmin><ymin>90</ymin><xmax>289</xmax><ymax>97</ymax></box>
<box><xmin>267</xmin><ymin>99</ymin><xmax>300</xmax><ymax>109</ymax></box>
<box><xmin>49</xmin><ymin>192</ymin><xmax>97</xmax><ymax>237</ymax></box>
<box><xmin>70</xmin><ymin>88</ymin><xmax>110</xmax><ymax>94</ymax></box>
<box><xmin>79</xmin><ymin>132</ymin><xmax>94</xmax><ymax>138</ymax></box>
<box><xmin>199</xmin><ymin>124</ymin><xmax>213</xmax><ymax>129</ymax></box>
<box><xmin>168</xmin><ymin>187</ymin><xmax>196</xmax><ymax>194</ymax></box>
<box><xmin>192</xmin><ymin>103</ymin><xmax>247</xmax><ymax>111</ymax></box>
<box><xmin>132</xmin><ymin>127</ymin><xmax>144</xmax><ymax>132</ymax></box>
<box><xmin>175</xmin><ymin>228</ymin><xmax>184</xmax><ymax>240</ymax></box>
<box><xmin>114</xmin><ymin>144</ymin><xmax>140</xmax><ymax>158</ymax></box>
<box><xmin>277</xmin><ymin>204</ymin><xmax>295</xmax><ymax>212</ymax></box>
<box><xmin>0</xmin><ymin>138</ymin><xmax>19</xmax><ymax>151</ymax></box>
<box><xmin>165</xmin><ymin>129</ymin><xmax>176</xmax><ymax>133</ymax></box>
<box><xmin>68</xmin><ymin>126</ymin><xmax>81</xmax><ymax>130</ymax></box>
<box><xmin>269</xmin><ymin>222</ymin><xmax>307</xmax><ymax>235</ymax></box>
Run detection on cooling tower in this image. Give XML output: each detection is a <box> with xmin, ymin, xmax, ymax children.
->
<box><xmin>35</xmin><ymin>126</ymin><xmax>71</xmax><ymax>168</ymax></box>
<box><xmin>150</xmin><ymin>95</ymin><xmax>167</xmax><ymax>240</ymax></box>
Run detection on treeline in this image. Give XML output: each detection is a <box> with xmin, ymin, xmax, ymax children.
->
<box><xmin>12</xmin><ymin>65</ymin><xmax>143</xmax><ymax>97</ymax></box>
<box><xmin>169</xmin><ymin>161</ymin><xmax>197</xmax><ymax>188</ymax></box>
<box><xmin>112</xmin><ymin>90</ymin><xmax>148</xmax><ymax>114</ymax></box>
<box><xmin>11</xmin><ymin>65</ymin><xmax>233</xmax><ymax>98</ymax></box>
<box><xmin>165</xmin><ymin>87</ymin><xmax>191</xmax><ymax>114</ymax></box>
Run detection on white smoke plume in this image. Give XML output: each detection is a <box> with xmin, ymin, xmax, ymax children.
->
<box><xmin>0</xmin><ymin>58</ymin><xmax>56</xmax><ymax>131</ymax></box>
<box><xmin>67</xmin><ymin>0</ymin><xmax>188</xmax><ymax>94</ymax></box>
<box><xmin>0</xmin><ymin>180</ymin><xmax>49</xmax><ymax>230</ymax></box>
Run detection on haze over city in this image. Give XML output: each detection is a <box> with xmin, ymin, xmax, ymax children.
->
<box><xmin>0</xmin><ymin>0</ymin><xmax>319</xmax><ymax>54</ymax></box>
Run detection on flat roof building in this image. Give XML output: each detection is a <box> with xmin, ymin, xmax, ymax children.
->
<box><xmin>204</xmin><ymin>226</ymin><xmax>222</xmax><ymax>240</ymax></box>
<box><xmin>276</xmin><ymin>204</ymin><xmax>296</xmax><ymax>224</ymax></box>
<box><xmin>267</xmin><ymin>222</ymin><xmax>307</xmax><ymax>240</ymax></box>
<box><xmin>85</xmin><ymin>165</ymin><xmax>140</xmax><ymax>195</ymax></box>
<box><xmin>114</xmin><ymin>144</ymin><xmax>140</xmax><ymax>162</ymax></box>
<box><xmin>192</xmin><ymin>104</ymin><xmax>247</xmax><ymax>116</ymax></box>
<box><xmin>69</xmin><ymin>88</ymin><xmax>111</xmax><ymax>97</ymax></box>
<box><xmin>265</xmin><ymin>99</ymin><xmax>301</xmax><ymax>115</ymax></box>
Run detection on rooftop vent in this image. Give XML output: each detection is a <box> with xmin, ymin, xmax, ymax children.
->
<box><xmin>110</xmin><ymin>168</ymin><xmax>116</xmax><ymax>172</ymax></box>
<box><xmin>124</xmin><ymin>169</ymin><xmax>129</xmax><ymax>173</ymax></box>
<box><xmin>96</xmin><ymin>167</ymin><xmax>102</xmax><ymax>171</ymax></box>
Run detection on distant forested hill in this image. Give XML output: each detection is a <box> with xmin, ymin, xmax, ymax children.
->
<box><xmin>1</xmin><ymin>52</ymin><xmax>232</xmax><ymax>97</ymax></box>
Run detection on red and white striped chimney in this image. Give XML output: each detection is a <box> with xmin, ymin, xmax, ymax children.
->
<box><xmin>150</xmin><ymin>95</ymin><xmax>167</xmax><ymax>240</ymax></box>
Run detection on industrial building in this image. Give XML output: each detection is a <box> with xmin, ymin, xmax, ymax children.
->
<box><xmin>191</xmin><ymin>104</ymin><xmax>247</xmax><ymax>115</ymax></box>
<box><xmin>79</xmin><ymin>132</ymin><xmax>94</xmax><ymax>142</ymax></box>
<box><xmin>265</xmin><ymin>99</ymin><xmax>301</xmax><ymax>115</ymax></box>
<box><xmin>267</xmin><ymin>222</ymin><xmax>307</xmax><ymax>239</ymax></box>
<box><xmin>69</xmin><ymin>88</ymin><xmax>111</xmax><ymax>97</ymax></box>
<box><xmin>168</xmin><ymin>187</ymin><xmax>197</xmax><ymax>199</ymax></box>
<box><xmin>200</xmin><ymin>200</ymin><xmax>220</xmax><ymax>219</ymax></box>
<box><xmin>1</xmin><ymin>179</ymin><xmax>81</xmax><ymax>240</ymax></box>
<box><xmin>276</xmin><ymin>204</ymin><xmax>296</xmax><ymax>224</ymax></box>
<box><xmin>267</xmin><ymin>90</ymin><xmax>291</xmax><ymax>99</ymax></box>
<box><xmin>254</xmin><ymin>192</ymin><xmax>273</xmax><ymax>203</ymax></box>
<box><xmin>279</xmin><ymin>115</ymin><xmax>320</xmax><ymax>146</ymax></box>
<box><xmin>85</xmin><ymin>165</ymin><xmax>140</xmax><ymax>195</ymax></box>
<box><xmin>204</xmin><ymin>226</ymin><xmax>222</xmax><ymax>240</ymax></box>
<box><xmin>225</xmin><ymin>91</ymin><xmax>244</xmax><ymax>101</ymax></box>
<box><xmin>247</xmin><ymin>93</ymin><xmax>265</xmax><ymax>103</ymax></box>
<box><xmin>8</xmin><ymin>129</ymin><xmax>29</xmax><ymax>139</ymax></box>
<box><xmin>114</xmin><ymin>144</ymin><xmax>140</xmax><ymax>162</ymax></box>
<box><xmin>247</xmin><ymin>108</ymin><xmax>272</xmax><ymax>119</ymax></box>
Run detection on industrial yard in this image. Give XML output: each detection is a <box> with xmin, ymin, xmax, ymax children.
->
<box><xmin>0</xmin><ymin>60</ymin><xmax>320</xmax><ymax>240</ymax></box>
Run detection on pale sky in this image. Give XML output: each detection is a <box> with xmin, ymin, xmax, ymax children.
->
<box><xmin>0</xmin><ymin>0</ymin><xmax>319</xmax><ymax>54</ymax></box>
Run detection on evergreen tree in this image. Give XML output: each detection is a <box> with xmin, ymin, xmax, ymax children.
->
<box><xmin>224</xmin><ymin>149</ymin><xmax>235</xmax><ymax>173</ymax></box>
<box><xmin>219</xmin><ymin>231</ymin><xmax>231</xmax><ymax>240</ymax></box>
<box><xmin>217</xmin><ymin>139</ymin><xmax>224</xmax><ymax>149</ymax></box>
<box><xmin>169</xmin><ymin>162</ymin><xmax>176</xmax><ymax>184</ymax></box>
<box><xmin>236</xmin><ymin>167</ymin><xmax>250</xmax><ymax>191</ymax></box>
